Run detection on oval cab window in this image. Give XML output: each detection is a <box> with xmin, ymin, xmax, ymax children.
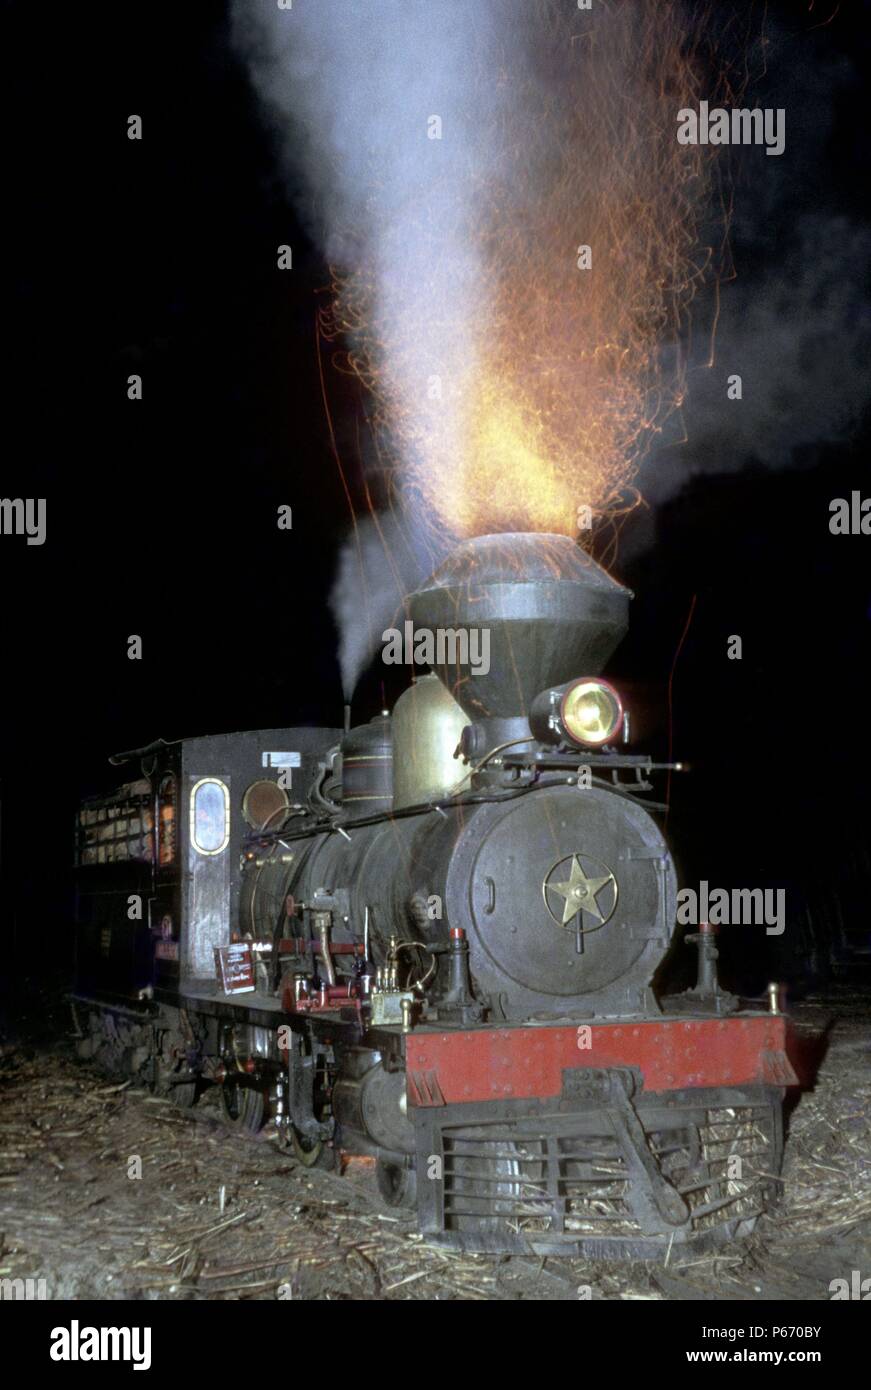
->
<box><xmin>190</xmin><ymin>778</ymin><xmax>230</xmax><ymax>855</ymax></box>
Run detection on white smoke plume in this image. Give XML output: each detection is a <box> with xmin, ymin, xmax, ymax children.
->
<box><xmin>231</xmin><ymin>0</ymin><xmax>515</xmax><ymax>475</ymax></box>
<box><xmin>328</xmin><ymin>510</ymin><xmax>446</xmax><ymax>701</ymax></box>
<box><xmin>231</xmin><ymin>0</ymin><xmax>715</xmax><ymax>692</ymax></box>
<box><xmin>232</xmin><ymin>3</ymin><xmax>868</xmax><ymax>687</ymax></box>
<box><xmin>231</xmin><ymin>0</ymin><xmax>526</xmax><ymax>694</ymax></box>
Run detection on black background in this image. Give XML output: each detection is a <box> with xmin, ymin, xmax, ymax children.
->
<box><xmin>2</xmin><ymin>0</ymin><xmax>869</xmax><ymax>1012</ymax></box>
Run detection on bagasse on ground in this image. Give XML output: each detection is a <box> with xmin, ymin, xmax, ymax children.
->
<box><xmin>0</xmin><ymin>995</ymin><xmax>868</xmax><ymax>1301</ymax></box>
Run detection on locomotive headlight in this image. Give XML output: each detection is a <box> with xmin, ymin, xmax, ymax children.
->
<box><xmin>529</xmin><ymin>676</ymin><xmax>625</xmax><ymax>748</ymax></box>
<box><xmin>560</xmin><ymin>679</ymin><xmax>623</xmax><ymax>747</ymax></box>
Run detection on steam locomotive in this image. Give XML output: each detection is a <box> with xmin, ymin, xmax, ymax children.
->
<box><xmin>72</xmin><ymin>532</ymin><xmax>795</xmax><ymax>1257</ymax></box>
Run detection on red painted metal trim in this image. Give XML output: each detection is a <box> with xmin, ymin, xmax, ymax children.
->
<box><xmin>405</xmin><ymin>1016</ymin><xmax>796</xmax><ymax>1107</ymax></box>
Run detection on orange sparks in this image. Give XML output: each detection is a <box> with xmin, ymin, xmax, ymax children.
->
<box><xmin>320</xmin><ymin>0</ymin><xmax>755</xmax><ymax>546</ymax></box>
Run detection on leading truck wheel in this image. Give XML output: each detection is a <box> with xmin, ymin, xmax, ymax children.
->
<box><xmin>220</xmin><ymin>1077</ymin><xmax>266</xmax><ymax>1133</ymax></box>
<box><xmin>376</xmin><ymin>1157</ymin><xmax>418</xmax><ymax>1209</ymax></box>
<box><xmin>170</xmin><ymin>1079</ymin><xmax>198</xmax><ymax>1109</ymax></box>
<box><xmin>290</xmin><ymin>1128</ymin><xmax>337</xmax><ymax>1171</ymax></box>
<box><xmin>149</xmin><ymin>1053</ymin><xmax>198</xmax><ymax>1109</ymax></box>
<box><xmin>286</xmin><ymin>1046</ymin><xmax>336</xmax><ymax>1168</ymax></box>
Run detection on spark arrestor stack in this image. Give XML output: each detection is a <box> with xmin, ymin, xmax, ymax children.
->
<box><xmin>407</xmin><ymin>532</ymin><xmax>631</xmax><ymax>749</ymax></box>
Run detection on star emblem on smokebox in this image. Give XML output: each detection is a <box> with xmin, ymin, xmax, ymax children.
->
<box><xmin>542</xmin><ymin>854</ymin><xmax>618</xmax><ymax>930</ymax></box>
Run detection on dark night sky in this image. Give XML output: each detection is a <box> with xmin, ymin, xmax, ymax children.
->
<box><xmin>2</xmin><ymin>0</ymin><xmax>869</xmax><ymax>1000</ymax></box>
